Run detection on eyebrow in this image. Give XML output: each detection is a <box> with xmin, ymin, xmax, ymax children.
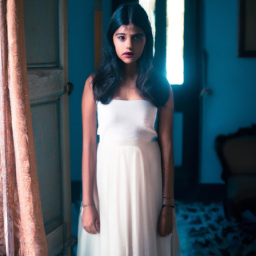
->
<box><xmin>115</xmin><ymin>32</ymin><xmax>145</xmax><ymax>37</ymax></box>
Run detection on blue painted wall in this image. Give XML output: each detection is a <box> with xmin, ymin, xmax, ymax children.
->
<box><xmin>68</xmin><ymin>0</ymin><xmax>95</xmax><ymax>181</ymax></box>
<box><xmin>68</xmin><ymin>0</ymin><xmax>111</xmax><ymax>181</ymax></box>
<box><xmin>200</xmin><ymin>0</ymin><xmax>256</xmax><ymax>183</ymax></box>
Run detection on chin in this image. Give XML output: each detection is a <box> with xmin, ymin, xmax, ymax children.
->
<box><xmin>121</xmin><ymin>58</ymin><xmax>137</xmax><ymax>65</ymax></box>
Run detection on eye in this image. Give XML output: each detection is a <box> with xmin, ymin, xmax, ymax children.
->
<box><xmin>118</xmin><ymin>36</ymin><xmax>125</xmax><ymax>41</ymax></box>
<box><xmin>134</xmin><ymin>35</ymin><xmax>142</xmax><ymax>40</ymax></box>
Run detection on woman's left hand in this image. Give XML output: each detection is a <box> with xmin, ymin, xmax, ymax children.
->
<box><xmin>157</xmin><ymin>206</ymin><xmax>174</xmax><ymax>237</ymax></box>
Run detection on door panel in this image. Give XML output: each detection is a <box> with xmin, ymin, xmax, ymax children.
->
<box><xmin>24</xmin><ymin>0</ymin><xmax>59</xmax><ymax>67</ymax></box>
<box><xmin>27</xmin><ymin>69</ymin><xmax>65</xmax><ymax>100</ymax></box>
<box><xmin>24</xmin><ymin>0</ymin><xmax>71</xmax><ymax>255</ymax></box>
<box><xmin>31</xmin><ymin>101</ymin><xmax>62</xmax><ymax>232</ymax></box>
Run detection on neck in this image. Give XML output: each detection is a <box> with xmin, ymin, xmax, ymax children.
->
<box><xmin>122</xmin><ymin>62</ymin><xmax>138</xmax><ymax>81</ymax></box>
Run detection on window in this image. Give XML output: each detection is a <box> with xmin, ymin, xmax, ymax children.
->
<box><xmin>166</xmin><ymin>0</ymin><xmax>184</xmax><ymax>85</ymax></box>
<box><xmin>140</xmin><ymin>0</ymin><xmax>185</xmax><ymax>85</ymax></box>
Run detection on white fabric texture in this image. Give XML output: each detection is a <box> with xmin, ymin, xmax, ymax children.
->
<box><xmin>77</xmin><ymin>99</ymin><xmax>181</xmax><ymax>256</ymax></box>
<box><xmin>97</xmin><ymin>100</ymin><xmax>158</xmax><ymax>142</ymax></box>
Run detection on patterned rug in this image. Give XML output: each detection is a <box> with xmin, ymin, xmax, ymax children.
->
<box><xmin>71</xmin><ymin>201</ymin><xmax>256</xmax><ymax>255</ymax></box>
<box><xmin>175</xmin><ymin>201</ymin><xmax>256</xmax><ymax>256</ymax></box>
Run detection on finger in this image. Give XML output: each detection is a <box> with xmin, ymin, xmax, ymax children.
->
<box><xmin>87</xmin><ymin>225</ymin><xmax>94</xmax><ymax>234</ymax></box>
<box><xmin>95</xmin><ymin>218</ymin><xmax>100</xmax><ymax>232</ymax></box>
<box><xmin>90</xmin><ymin>222</ymin><xmax>97</xmax><ymax>234</ymax></box>
<box><xmin>84</xmin><ymin>225</ymin><xmax>95</xmax><ymax>235</ymax></box>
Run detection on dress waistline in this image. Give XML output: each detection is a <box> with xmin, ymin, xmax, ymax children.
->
<box><xmin>98</xmin><ymin>138</ymin><xmax>158</xmax><ymax>146</ymax></box>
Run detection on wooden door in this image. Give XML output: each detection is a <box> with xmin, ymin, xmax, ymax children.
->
<box><xmin>23</xmin><ymin>0</ymin><xmax>72</xmax><ymax>255</ymax></box>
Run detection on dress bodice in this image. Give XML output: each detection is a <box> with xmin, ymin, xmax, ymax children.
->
<box><xmin>96</xmin><ymin>99</ymin><xmax>158</xmax><ymax>142</ymax></box>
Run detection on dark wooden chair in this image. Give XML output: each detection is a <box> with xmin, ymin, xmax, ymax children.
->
<box><xmin>215</xmin><ymin>124</ymin><xmax>256</xmax><ymax>220</ymax></box>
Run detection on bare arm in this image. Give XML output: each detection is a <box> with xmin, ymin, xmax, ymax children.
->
<box><xmin>157</xmin><ymin>85</ymin><xmax>175</xmax><ymax>201</ymax></box>
<box><xmin>157</xmin><ymin>85</ymin><xmax>175</xmax><ymax>237</ymax></box>
<box><xmin>81</xmin><ymin>75</ymin><xmax>97</xmax><ymax>206</ymax></box>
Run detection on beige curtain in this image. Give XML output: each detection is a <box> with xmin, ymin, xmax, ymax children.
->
<box><xmin>0</xmin><ymin>0</ymin><xmax>47</xmax><ymax>255</ymax></box>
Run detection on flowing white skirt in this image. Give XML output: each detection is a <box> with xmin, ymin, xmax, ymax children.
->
<box><xmin>77</xmin><ymin>139</ymin><xmax>181</xmax><ymax>256</ymax></box>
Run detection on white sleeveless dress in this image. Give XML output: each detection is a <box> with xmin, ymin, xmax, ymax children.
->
<box><xmin>77</xmin><ymin>99</ymin><xmax>181</xmax><ymax>256</ymax></box>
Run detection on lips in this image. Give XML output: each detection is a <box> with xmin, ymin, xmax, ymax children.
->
<box><xmin>123</xmin><ymin>52</ymin><xmax>134</xmax><ymax>57</ymax></box>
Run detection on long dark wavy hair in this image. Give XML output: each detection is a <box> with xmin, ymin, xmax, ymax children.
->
<box><xmin>91</xmin><ymin>2</ymin><xmax>170</xmax><ymax>107</ymax></box>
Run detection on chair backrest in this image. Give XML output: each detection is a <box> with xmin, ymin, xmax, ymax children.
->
<box><xmin>223</xmin><ymin>137</ymin><xmax>256</xmax><ymax>175</ymax></box>
<box><xmin>215</xmin><ymin>125</ymin><xmax>256</xmax><ymax>182</ymax></box>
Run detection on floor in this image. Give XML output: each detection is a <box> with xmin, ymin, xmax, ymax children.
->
<box><xmin>71</xmin><ymin>201</ymin><xmax>256</xmax><ymax>256</ymax></box>
<box><xmin>175</xmin><ymin>201</ymin><xmax>256</xmax><ymax>256</ymax></box>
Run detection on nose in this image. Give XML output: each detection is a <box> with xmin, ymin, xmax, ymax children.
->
<box><xmin>126</xmin><ymin>37</ymin><xmax>133</xmax><ymax>49</ymax></box>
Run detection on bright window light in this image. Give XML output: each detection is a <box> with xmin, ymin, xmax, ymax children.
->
<box><xmin>166</xmin><ymin>0</ymin><xmax>184</xmax><ymax>85</ymax></box>
<box><xmin>140</xmin><ymin>0</ymin><xmax>184</xmax><ymax>85</ymax></box>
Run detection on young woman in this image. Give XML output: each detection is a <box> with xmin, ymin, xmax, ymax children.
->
<box><xmin>77</xmin><ymin>3</ymin><xmax>181</xmax><ymax>255</ymax></box>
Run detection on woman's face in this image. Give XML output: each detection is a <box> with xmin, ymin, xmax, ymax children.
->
<box><xmin>112</xmin><ymin>23</ymin><xmax>146</xmax><ymax>65</ymax></box>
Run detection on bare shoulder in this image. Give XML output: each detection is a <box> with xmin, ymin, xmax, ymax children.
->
<box><xmin>159</xmin><ymin>84</ymin><xmax>173</xmax><ymax>111</ymax></box>
<box><xmin>82</xmin><ymin>75</ymin><xmax>97</xmax><ymax>136</ymax></box>
<box><xmin>82</xmin><ymin>74</ymin><xmax>96</xmax><ymax>103</ymax></box>
<box><xmin>84</xmin><ymin>74</ymin><xmax>94</xmax><ymax>92</ymax></box>
<box><xmin>165</xmin><ymin>85</ymin><xmax>174</xmax><ymax>108</ymax></box>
